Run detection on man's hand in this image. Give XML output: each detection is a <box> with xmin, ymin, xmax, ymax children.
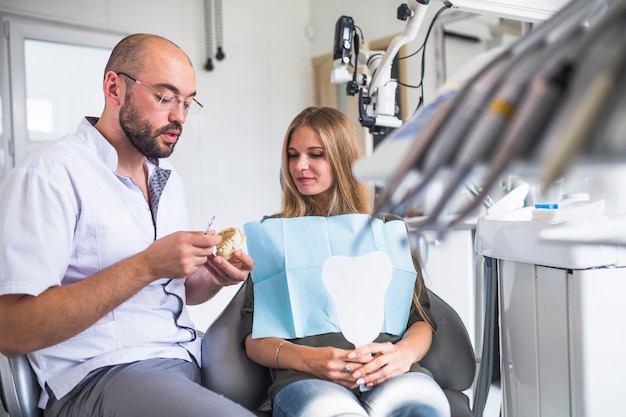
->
<box><xmin>143</xmin><ymin>231</ymin><xmax>220</xmax><ymax>280</ymax></box>
<box><xmin>207</xmin><ymin>249</ymin><xmax>254</xmax><ymax>284</ymax></box>
<box><xmin>183</xmin><ymin>231</ymin><xmax>254</xmax><ymax>304</ymax></box>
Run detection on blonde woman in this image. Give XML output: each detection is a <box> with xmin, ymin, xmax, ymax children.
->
<box><xmin>241</xmin><ymin>107</ymin><xmax>450</xmax><ymax>417</ymax></box>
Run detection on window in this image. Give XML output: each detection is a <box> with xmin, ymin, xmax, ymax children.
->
<box><xmin>0</xmin><ymin>14</ymin><xmax>122</xmax><ymax>180</ymax></box>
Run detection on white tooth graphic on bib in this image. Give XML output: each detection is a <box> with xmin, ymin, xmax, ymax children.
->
<box><xmin>322</xmin><ymin>251</ymin><xmax>393</xmax><ymax>349</ymax></box>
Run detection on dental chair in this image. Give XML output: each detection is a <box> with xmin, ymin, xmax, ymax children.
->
<box><xmin>0</xmin><ymin>353</ymin><xmax>41</xmax><ymax>417</ymax></box>
<box><xmin>1</xmin><ymin>285</ymin><xmax>476</xmax><ymax>417</ymax></box>
<box><xmin>201</xmin><ymin>283</ymin><xmax>477</xmax><ymax>417</ymax></box>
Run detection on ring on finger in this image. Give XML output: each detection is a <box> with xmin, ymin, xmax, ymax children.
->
<box><xmin>343</xmin><ymin>364</ymin><xmax>351</xmax><ymax>373</ymax></box>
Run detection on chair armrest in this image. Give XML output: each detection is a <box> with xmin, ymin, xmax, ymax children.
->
<box><xmin>421</xmin><ymin>290</ymin><xmax>476</xmax><ymax>392</ymax></box>
<box><xmin>0</xmin><ymin>353</ymin><xmax>43</xmax><ymax>417</ymax></box>
<box><xmin>201</xmin><ymin>284</ymin><xmax>271</xmax><ymax>410</ymax></box>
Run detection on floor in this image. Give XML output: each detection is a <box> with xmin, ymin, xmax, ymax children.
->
<box><xmin>483</xmin><ymin>382</ymin><xmax>502</xmax><ymax>417</ymax></box>
<box><xmin>465</xmin><ymin>380</ymin><xmax>502</xmax><ymax>417</ymax></box>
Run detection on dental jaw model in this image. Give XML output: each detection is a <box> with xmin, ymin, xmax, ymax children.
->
<box><xmin>216</xmin><ymin>227</ymin><xmax>246</xmax><ymax>260</ymax></box>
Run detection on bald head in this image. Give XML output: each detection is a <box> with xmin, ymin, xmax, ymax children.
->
<box><xmin>96</xmin><ymin>33</ymin><xmax>198</xmax><ymax>149</ymax></box>
<box><xmin>104</xmin><ymin>34</ymin><xmax>193</xmax><ymax>79</ymax></box>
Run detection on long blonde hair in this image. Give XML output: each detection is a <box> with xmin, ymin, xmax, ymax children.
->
<box><xmin>279</xmin><ymin>107</ymin><xmax>371</xmax><ymax>218</ymax></box>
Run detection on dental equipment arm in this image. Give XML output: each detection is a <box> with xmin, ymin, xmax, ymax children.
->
<box><xmin>331</xmin><ymin>0</ymin><xmax>431</xmax><ymax>135</ymax></box>
<box><xmin>371</xmin><ymin>0</ymin><xmax>601</xmax><ymax>226</ymax></box>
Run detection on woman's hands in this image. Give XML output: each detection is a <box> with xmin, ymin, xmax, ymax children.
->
<box><xmin>348</xmin><ymin>321</ymin><xmax>433</xmax><ymax>388</ymax></box>
<box><xmin>246</xmin><ymin>321</ymin><xmax>433</xmax><ymax>390</ymax></box>
<box><xmin>299</xmin><ymin>345</ymin><xmax>365</xmax><ymax>389</ymax></box>
<box><xmin>300</xmin><ymin>342</ymin><xmax>413</xmax><ymax>389</ymax></box>
<box><xmin>345</xmin><ymin>342</ymin><xmax>414</xmax><ymax>388</ymax></box>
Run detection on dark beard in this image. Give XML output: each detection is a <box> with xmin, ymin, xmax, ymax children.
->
<box><xmin>119</xmin><ymin>94</ymin><xmax>182</xmax><ymax>159</ymax></box>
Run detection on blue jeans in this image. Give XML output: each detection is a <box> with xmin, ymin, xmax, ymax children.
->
<box><xmin>272</xmin><ymin>372</ymin><xmax>451</xmax><ymax>417</ymax></box>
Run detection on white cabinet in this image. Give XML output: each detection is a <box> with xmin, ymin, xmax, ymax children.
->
<box><xmin>476</xmin><ymin>210</ymin><xmax>626</xmax><ymax>416</ymax></box>
<box><xmin>497</xmin><ymin>260</ymin><xmax>626</xmax><ymax>417</ymax></box>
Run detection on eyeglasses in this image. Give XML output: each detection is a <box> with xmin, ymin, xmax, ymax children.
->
<box><xmin>117</xmin><ymin>72</ymin><xmax>203</xmax><ymax>114</ymax></box>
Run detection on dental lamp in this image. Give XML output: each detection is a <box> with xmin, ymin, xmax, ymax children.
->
<box><xmin>331</xmin><ymin>0</ymin><xmax>431</xmax><ymax>135</ymax></box>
